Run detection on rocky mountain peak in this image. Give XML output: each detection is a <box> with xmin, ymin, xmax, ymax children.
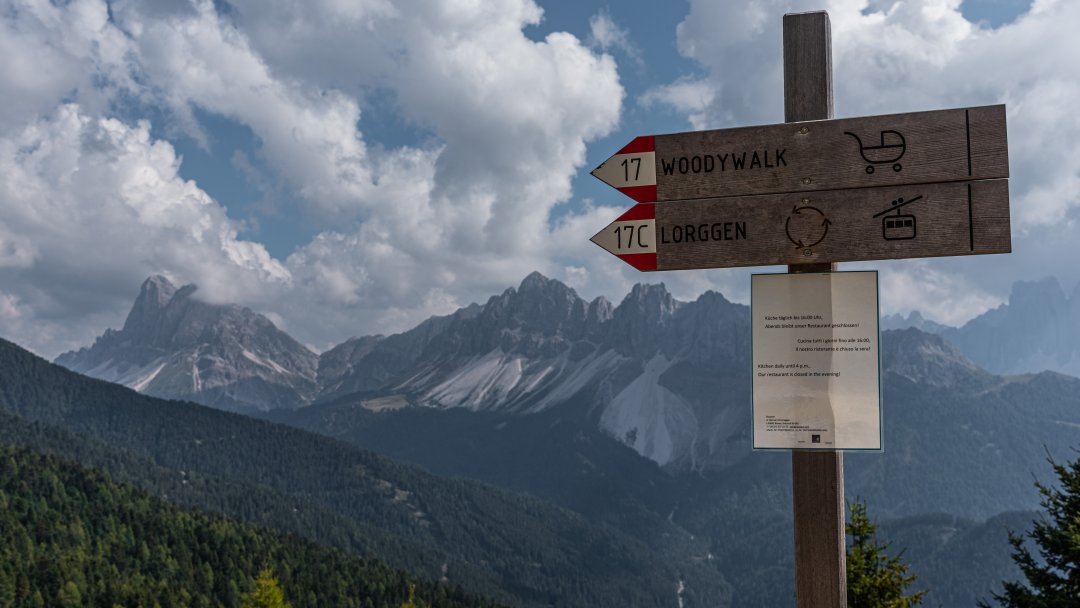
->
<box><xmin>53</xmin><ymin>270</ymin><xmax>1039</xmax><ymax>474</ymax></box>
<box><xmin>514</xmin><ymin>272</ymin><xmax>581</xmax><ymax>306</ymax></box>
<box><xmin>518</xmin><ymin>270</ymin><xmax>555</xmax><ymax>292</ymax></box>
<box><xmin>615</xmin><ymin>283</ymin><xmax>678</xmax><ymax>324</ymax></box>
<box><xmin>476</xmin><ymin>273</ymin><xmax>588</xmax><ymax>343</ymax></box>
<box><xmin>121</xmin><ymin>275</ymin><xmax>182</xmax><ymax>335</ymax></box>
<box><xmin>882</xmin><ymin>328</ymin><xmax>989</xmax><ymax>388</ymax></box>
<box><xmin>603</xmin><ymin>283</ymin><xmax>680</xmax><ymax>359</ymax></box>
<box><xmin>587</xmin><ymin>296</ymin><xmax>614</xmax><ymax>325</ymax></box>
<box><xmin>56</xmin><ymin>275</ymin><xmax>318</xmax><ymax>412</ymax></box>
<box><xmin>143</xmin><ymin>274</ymin><xmax>178</xmax><ymax>305</ymax></box>
<box><xmin>932</xmin><ymin>276</ymin><xmax>1080</xmax><ymax>377</ymax></box>
<box><xmin>660</xmin><ymin>290</ymin><xmax>749</xmax><ymax>364</ymax></box>
<box><xmin>689</xmin><ymin>289</ymin><xmax>734</xmax><ymax>310</ymax></box>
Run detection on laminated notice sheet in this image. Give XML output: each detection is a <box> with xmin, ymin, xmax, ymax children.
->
<box><xmin>752</xmin><ymin>271</ymin><xmax>881</xmax><ymax>450</ymax></box>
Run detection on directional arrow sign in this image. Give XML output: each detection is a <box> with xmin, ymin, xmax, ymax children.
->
<box><xmin>591</xmin><ymin>105</ymin><xmax>1008</xmax><ymax>203</ymax></box>
<box><xmin>588</xmin><ymin>203</ymin><xmax>659</xmax><ymax>271</ymax></box>
<box><xmin>590</xmin><ymin>179</ymin><xmax>1010</xmax><ymax>270</ymax></box>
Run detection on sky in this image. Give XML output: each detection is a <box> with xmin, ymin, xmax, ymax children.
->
<box><xmin>1</xmin><ymin>0</ymin><xmax>1072</xmax><ymax>358</ymax></box>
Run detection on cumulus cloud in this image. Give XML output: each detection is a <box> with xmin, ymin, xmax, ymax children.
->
<box><xmin>191</xmin><ymin>0</ymin><xmax>624</xmax><ymax>348</ymax></box>
<box><xmin>0</xmin><ymin>0</ymin><xmax>133</xmax><ymax>133</ymax></box>
<box><xmin>587</xmin><ymin>10</ymin><xmax>642</xmax><ymax>65</ymax></box>
<box><xmin>0</xmin><ymin>0</ymin><xmax>625</xmax><ymax>355</ymax></box>
<box><xmin>640</xmin><ymin>79</ymin><xmax>716</xmax><ymax>131</ymax></box>
<box><xmin>870</xmin><ymin>260</ymin><xmax>1004</xmax><ymax>326</ymax></box>
<box><xmin>104</xmin><ymin>0</ymin><xmax>379</xmax><ymax>215</ymax></box>
<box><xmin>0</xmin><ymin>104</ymin><xmax>289</xmax><ymax>355</ymax></box>
<box><xmin>8</xmin><ymin>0</ymin><xmax>1069</xmax><ymax>358</ymax></box>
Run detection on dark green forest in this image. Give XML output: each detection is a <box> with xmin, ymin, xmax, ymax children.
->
<box><xmin>0</xmin><ymin>445</ymin><xmax>500</xmax><ymax>607</ymax></box>
<box><xmin>0</xmin><ymin>338</ymin><xmax>729</xmax><ymax>607</ymax></box>
<box><xmin>0</xmin><ymin>331</ymin><xmax>1065</xmax><ymax>606</ymax></box>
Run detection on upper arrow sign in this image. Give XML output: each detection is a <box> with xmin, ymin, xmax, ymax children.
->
<box><xmin>590</xmin><ymin>105</ymin><xmax>1008</xmax><ymax>203</ymax></box>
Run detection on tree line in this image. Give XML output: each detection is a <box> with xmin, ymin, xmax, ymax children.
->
<box><xmin>0</xmin><ymin>445</ymin><xmax>502</xmax><ymax>608</ymax></box>
<box><xmin>849</xmin><ymin>452</ymin><xmax>1080</xmax><ymax>607</ymax></box>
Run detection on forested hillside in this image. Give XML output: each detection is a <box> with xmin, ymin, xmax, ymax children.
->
<box><xmin>0</xmin><ymin>445</ymin><xmax>500</xmax><ymax>607</ymax></box>
<box><xmin>0</xmin><ymin>337</ymin><xmax>728</xmax><ymax>607</ymax></box>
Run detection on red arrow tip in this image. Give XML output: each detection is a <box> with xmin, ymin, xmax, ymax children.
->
<box><xmin>619</xmin><ymin>185</ymin><xmax>658</xmax><ymax>203</ymax></box>
<box><xmin>617</xmin><ymin>136</ymin><xmax>655</xmax><ymax>155</ymax></box>
<box><xmin>615</xmin><ymin>203</ymin><xmax>656</xmax><ymax>222</ymax></box>
<box><xmin>619</xmin><ymin>253</ymin><xmax>657</xmax><ymax>271</ymax></box>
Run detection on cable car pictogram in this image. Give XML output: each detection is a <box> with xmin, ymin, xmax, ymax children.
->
<box><xmin>845</xmin><ymin>130</ymin><xmax>906</xmax><ymax>174</ymax></box>
<box><xmin>872</xmin><ymin>195</ymin><xmax>922</xmax><ymax>241</ymax></box>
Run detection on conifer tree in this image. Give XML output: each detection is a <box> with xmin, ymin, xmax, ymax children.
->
<box><xmin>980</xmin><ymin>454</ymin><xmax>1080</xmax><ymax>607</ymax></box>
<box><xmin>241</xmin><ymin>569</ymin><xmax>292</xmax><ymax>608</ymax></box>
<box><xmin>847</xmin><ymin>499</ymin><xmax>926</xmax><ymax>607</ymax></box>
<box><xmin>401</xmin><ymin>582</ymin><xmax>421</xmax><ymax>608</ymax></box>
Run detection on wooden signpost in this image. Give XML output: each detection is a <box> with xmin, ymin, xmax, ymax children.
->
<box><xmin>588</xmin><ymin>9</ymin><xmax>1012</xmax><ymax>608</ymax></box>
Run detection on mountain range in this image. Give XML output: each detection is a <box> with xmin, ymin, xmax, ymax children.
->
<box><xmin>22</xmin><ymin>271</ymin><xmax>1080</xmax><ymax>605</ymax></box>
<box><xmin>5</xmin><ymin>322</ymin><xmax>1053</xmax><ymax>607</ymax></box>
<box><xmin>57</xmin><ymin>272</ymin><xmax>1080</xmax><ymax>472</ymax></box>
<box><xmin>57</xmin><ymin>273</ymin><xmax>751</xmax><ymax>470</ymax></box>
<box><xmin>58</xmin><ymin>273</ymin><xmax>1080</xmax><ymax>479</ymax></box>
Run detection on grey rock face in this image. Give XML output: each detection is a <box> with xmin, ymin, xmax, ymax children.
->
<box><xmin>56</xmin><ymin>276</ymin><xmax>318</xmax><ymax>411</ymax></box>
<box><xmin>938</xmin><ymin>277</ymin><xmax>1080</xmax><ymax>376</ymax></box>
<box><xmin>313</xmin><ymin>272</ymin><xmax>1001</xmax><ymax>472</ymax></box>
<box><xmin>880</xmin><ymin>327</ymin><xmax>990</xmax><ymax>389</ymax></box>
<box><xmin>59</xmin><ymin>271</ymin><xmax>1008</xmax><ymax>472</ymax></box>
<box><xmin>312</xmin><ymin>272</ymin><xmax>755</xmax><ymax>470</ymax></box>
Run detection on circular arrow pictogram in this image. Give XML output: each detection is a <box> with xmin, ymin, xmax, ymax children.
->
<box><xmin>785</xmin><ymin>205</ymin><xmax>831</xmax><ymax>249</ymax></box>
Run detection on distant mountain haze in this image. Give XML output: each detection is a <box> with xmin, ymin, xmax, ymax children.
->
<box><xmin>880</xmin><ymin>310</ymin><xmax>951</xmax><ymax>334</ymax></box>
<box><xmin>939</xmin><ymin>277</ymin><xmax>1080</xmax><ymax>376</ymax></box>
<box><xmin>884</xmin><ymin>277</ymin><xmax>1080</xmax><ymax>377</ymax></box>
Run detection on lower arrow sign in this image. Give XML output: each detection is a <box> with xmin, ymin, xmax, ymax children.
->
<box><xmin>590</xmin><ymin>179</ymin><xmax>1009</xmax><ymax>271</ymax></box>
<box><xmin>589</xmin><ymin>204</ymin><xmax>657</xmax><ymax>271</ymax></box>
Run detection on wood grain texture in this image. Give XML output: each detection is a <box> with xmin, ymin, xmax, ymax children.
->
<box><xmin>784</xmin><ymin>11</ymin><xmax>833</xmax><ymax>123</ymax></box>
<box><xmin>650</xmin><ymin>105</ymin><xmax>1008</xmax><ymax>202</ymax></box>
<box><xmin>785</xmin><ymin>12</ymin><xmax>847</xmax><ymax>608</ymax></box>
<box><xmin>792</xmin><ymin>450</ymin><xmax>846</xmax><ymax>608</ymax></box>
<box><xmin>653</xmin><ymin>179</ymin><xmax>1009</xmax><ymax>269</ymax></box>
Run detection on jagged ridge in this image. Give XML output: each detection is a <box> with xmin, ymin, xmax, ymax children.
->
<box><xmin>56</xmin><ymin>275</ymin><xmax>318</xmax><ymax>412</ymax></box>
<box><xmin>57</xmin><ymin>271</ymin><xmax>997</xmax><ymax>471</ymax></box>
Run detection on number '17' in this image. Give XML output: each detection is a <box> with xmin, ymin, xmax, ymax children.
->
<box><xmin>614</xmin><ymin>224</ymin><xmax>649</xmax><ymax>249</ymax></box>
<box><xmin>621</xmin><ymin>157</ymin><xmax>641</xmax><ymax>182</ymax></box>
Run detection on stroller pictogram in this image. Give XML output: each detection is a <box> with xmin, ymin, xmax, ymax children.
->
<box><xmin>844</xmin><ymin>130</ymin><xmax>906</xmax><ymax>174</ymax></box>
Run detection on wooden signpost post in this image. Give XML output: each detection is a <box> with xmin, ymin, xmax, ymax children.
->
<box><xmin>784</xmin><ymin>13</ymin><xmax>845</xmax><ymax>607</ymax></box>
<box><xmin>588</xmin><ymin>9</ymin><xmax>1011</xmax><ymax>608</ymax></box>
